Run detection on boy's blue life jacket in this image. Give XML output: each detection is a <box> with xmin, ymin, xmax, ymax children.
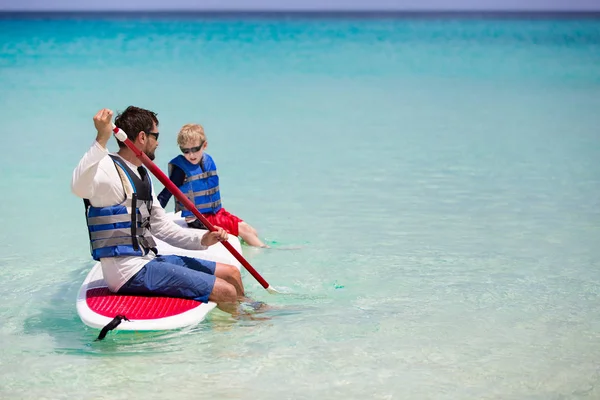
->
<box><xmin>168</xmin><ymin>153</ymin><xmax>222</xmax><ymax>217</ymax></box>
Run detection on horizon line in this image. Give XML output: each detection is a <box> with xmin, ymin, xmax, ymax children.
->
<box><xmin>1</xmin><ymin>9</ymin><xmax>600</xmax><ymax>16</ymax></box>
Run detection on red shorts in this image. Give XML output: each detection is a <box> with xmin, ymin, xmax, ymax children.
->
<box><xmin>203</xmin><ymin>208</ymin><xmax>242</xmax><ymax>236</ymax></box>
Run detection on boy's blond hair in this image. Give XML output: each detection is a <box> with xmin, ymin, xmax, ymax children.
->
<box><xmin>177</xmin><ymin>123</ymin><xmax>207</xmax><ymax>147</ymax></box>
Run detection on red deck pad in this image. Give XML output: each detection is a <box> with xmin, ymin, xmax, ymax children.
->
<box><xmin>86</xmin><ymin>287</ymin><xmax>202</xmax><ymax>320</ymax></box>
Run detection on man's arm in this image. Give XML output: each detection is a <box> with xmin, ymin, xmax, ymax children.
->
<box><xmin>71</xmin><ymin>108</ymin><xmax>116</xmax><ymax>200</ymax></box>
<box><xmin>150</xmin><ymin>197</ymin><xmax>208</xmax><ymax>250</ymax></box>
<box><xmin>71</xmin><ymin>141</ymin><xmax>110</xmax><ymax>199</ymax></box>
<box><xmin>150</xmin><ymin>197</ymin><xmax>228</xmax><ymax>250</ymax></box>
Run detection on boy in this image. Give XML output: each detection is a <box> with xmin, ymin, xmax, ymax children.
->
<box><xmin>158</xmin><ymin>123</ymin><xmax>267</xmax><ymax>247</ymax></box>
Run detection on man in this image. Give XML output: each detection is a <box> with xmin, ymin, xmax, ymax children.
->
<box><xmin>71</xmin><ymin>106</ymin><xmax>244</xmax><ymax>314</ymax></box>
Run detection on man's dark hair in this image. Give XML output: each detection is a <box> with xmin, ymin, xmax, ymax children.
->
<box><xmin>114</xmin><ymin>106</ymin><xmax>159</xmax><ymax>148</ymax></box>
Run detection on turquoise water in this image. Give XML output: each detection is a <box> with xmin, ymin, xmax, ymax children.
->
<box><xmin>1</xmin><ymin>14</ymin><xmax>600</xmax><ymax>399</ymax></box>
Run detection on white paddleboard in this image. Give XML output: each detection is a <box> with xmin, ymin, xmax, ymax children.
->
<box><xmin>76</xmin><ymin>212</ymin><xmax>242</xmax><ymax>332</ymax></box>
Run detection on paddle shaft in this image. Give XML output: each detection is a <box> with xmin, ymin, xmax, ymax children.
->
<box><xmin>112</xmin><ymin>127</ymin><xmax>271</xmax><ymax>290</ymax></box>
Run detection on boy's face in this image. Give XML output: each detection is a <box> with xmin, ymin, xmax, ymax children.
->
<box><xmin>180</xmin><ymin>138</ymin><xmax>206</xmax><ymax>165</ymax></box>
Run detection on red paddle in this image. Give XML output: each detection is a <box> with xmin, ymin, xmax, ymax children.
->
<box><xmin>113</xmin><ymin>126</ymin><xmax>278</xmax><ymax>294</ymax></box>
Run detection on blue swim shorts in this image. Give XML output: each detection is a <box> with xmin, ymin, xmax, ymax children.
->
<box><xmin>118</xmin><ymin>255</ymin><xmax>217</xmax><ymax>303</ymax></box>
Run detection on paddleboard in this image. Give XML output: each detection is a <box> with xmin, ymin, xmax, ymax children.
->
<box><xmin>76</xmin><ymin>212</ymin><xmax>243</xmax><ymax>333</ymax></box>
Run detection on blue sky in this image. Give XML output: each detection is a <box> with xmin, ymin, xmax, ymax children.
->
<box><xmin>1</xmin><ymin>0</ymin><xmax>599</xmax><ymax>11</ymax></box>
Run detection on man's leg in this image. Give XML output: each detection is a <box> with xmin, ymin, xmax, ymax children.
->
<box><xmin>214</xmin><ymin>263</ymin><xmax>244</xmax><ymax>297</ymax></box>
<box><xmin>209</xmin><ymin>280</ymin><xmax>239</xmax><ymax>314</ymax></box>
<box><xmin>168</xmin><ymin>255</ymin><xmax>245</xmax><ymax>299</ymax></box>
<box><xmin>118</xmin><ymin>255</ymin><xmax>238</xmax><ymax>314</ymax></box>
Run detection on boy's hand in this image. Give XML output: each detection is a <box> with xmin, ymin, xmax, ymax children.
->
<box><xmin>201</xmin><ymin>227</ymin><xmax>229</xmax><ymax>247</ymax></box>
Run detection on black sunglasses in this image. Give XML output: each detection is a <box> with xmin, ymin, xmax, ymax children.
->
<box><xmin>147</xmin><ymin>131</ymin><xmax>160</xmax><ymax>140</ymax></box>
<box><xmin>180</xmin><ymin>144</ymin><xmax>203</xmax><ymax>154</ymax></box>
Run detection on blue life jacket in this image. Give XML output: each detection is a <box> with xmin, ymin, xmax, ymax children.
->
<box><xmin>168</xmin><ymin>153</ymin><xmax>222</xmax><ymax>217</ymax></box>
<box><xmin>84</xmin><ymin>155</ymin><xmax>157</xmax><ymax>261</ymax></box>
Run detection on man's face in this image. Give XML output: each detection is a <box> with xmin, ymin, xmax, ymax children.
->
<box><xmin>144</xmin><ymin>122</ymin><xmax>159</xmax><ymax>161</ymax></box>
